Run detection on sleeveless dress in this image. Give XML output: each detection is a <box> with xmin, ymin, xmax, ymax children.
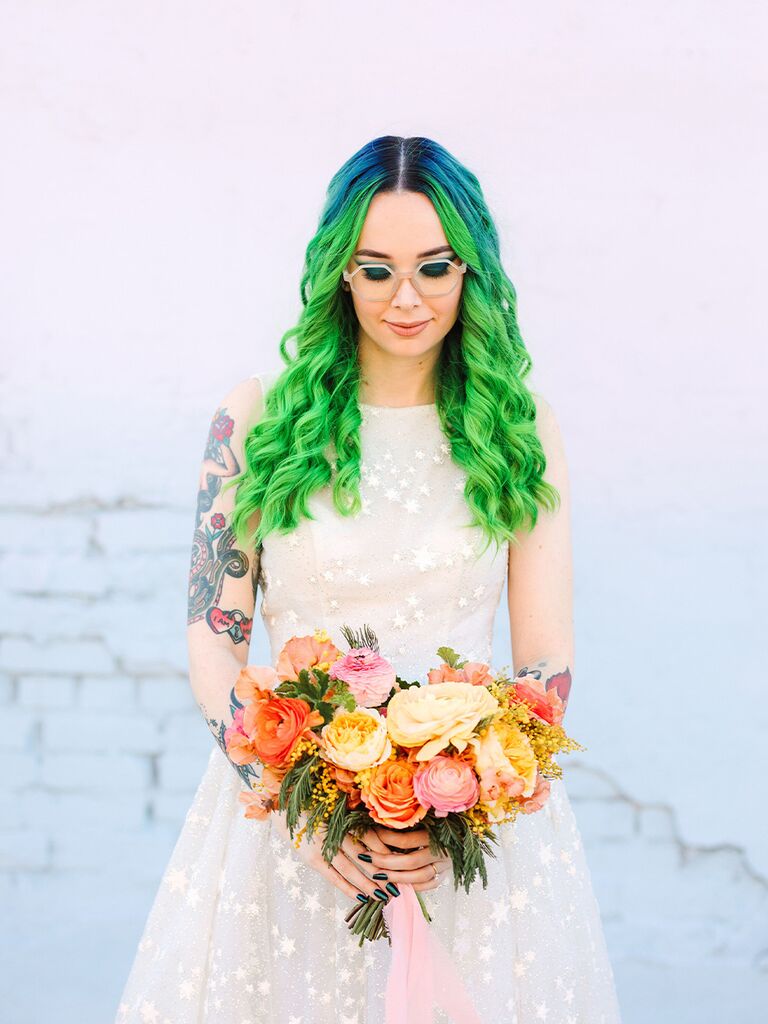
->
<box><xmin>114</xmin><ymin>371</ymin><xmax>622</xmax><ymax>1024</ymax></box>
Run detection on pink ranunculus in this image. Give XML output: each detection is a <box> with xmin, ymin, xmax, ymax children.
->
<box><xmin>328</xmin><ymin>647</ymin><xmax>396</xmax><ymax>707</ymax></box>
<box><xmin>412</xmin><ymin>755</ymin><xmax>480</xmax><ymax>817</ymax></box>
<box><xmin>520</xmin><ymin>772</ymin><xmax>551</xmax><ymax>814</ymax></box>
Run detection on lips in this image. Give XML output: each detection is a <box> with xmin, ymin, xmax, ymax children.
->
<box><xmin>386</xmin><ymin>320</ymin><xmax>430</xmax><ymax>327</ymax></box>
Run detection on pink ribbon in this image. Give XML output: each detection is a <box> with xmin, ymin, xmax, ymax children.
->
<box><xmin>381</xmin><ymin>883</ymin><xmax>482</xmax><ymax>1024</ymax></box>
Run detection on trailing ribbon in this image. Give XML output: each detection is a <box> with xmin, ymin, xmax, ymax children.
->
<box><xmin>381</xmin><ymin>883</ymin><xmax>482</xmax><ymax>1024</ymax></box>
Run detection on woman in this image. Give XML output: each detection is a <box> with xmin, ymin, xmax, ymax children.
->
<box><xmin>115</xmin><ymin>135</ymin><xmax>622</xmax><ymax>1023</ymax></box>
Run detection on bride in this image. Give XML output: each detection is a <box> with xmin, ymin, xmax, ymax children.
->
<box><xmin>115</xmin><ymin>134</ymin><xmax>622</xmax><ymax>1023</ymax></box>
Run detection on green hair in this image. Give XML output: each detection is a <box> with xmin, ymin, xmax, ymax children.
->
<box><xmin>224</xmin><ymin>134</ymin><xmax>560</xmax><ymax>557</ymax></box>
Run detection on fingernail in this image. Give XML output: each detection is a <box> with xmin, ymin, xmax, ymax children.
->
<box><xmin>373</xmin><ymin>888</ymin><xmax>389</xmax><ymax>901</ymax></box>
<box><xmin>356</xmin><ymin>892</ymin><xmax>369</xmax><ymax>903</ymax></box>
<box><xmin>357</xmin><ymin>853</ymin><xmax>373</xmax><ymax>863</ymax></box>
<box><xmin>385</xmin><ymin>882</ymin><xmax>400</xmax><ymax>898</ymax></box>
<box><xmin>372</xmin><ymin>872</ymin><xmax>388</xmax><ymax>880</ymax></box>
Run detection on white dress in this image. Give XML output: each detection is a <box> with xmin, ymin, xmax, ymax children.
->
<box><xmin>115</xmin><ymin>371</ymin><xmax>622</xmax><ymax>1024</ymax></box>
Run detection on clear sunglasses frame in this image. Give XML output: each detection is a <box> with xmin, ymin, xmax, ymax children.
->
<box><xmin>342</xmin><ymin>257</ymin><xmax>468</xmax><ymax>301</ymax></box>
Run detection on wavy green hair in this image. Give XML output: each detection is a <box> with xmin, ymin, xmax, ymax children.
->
<box><xmin>225</xmin><ymin>134</ymin><xmax>560</xmax><ymax>557</ymax></box>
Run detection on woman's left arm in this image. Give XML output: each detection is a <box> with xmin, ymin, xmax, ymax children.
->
<box><xmin>507</xmin><ymin>395</ymin><xmax>574</xmax><ymax>711</ymax></box>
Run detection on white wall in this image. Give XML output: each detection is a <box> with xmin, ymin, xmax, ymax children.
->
<box><xmin>1</xmin><ymin>3</ymin><xmax>766</xmax><ymax>1021</ymax></box>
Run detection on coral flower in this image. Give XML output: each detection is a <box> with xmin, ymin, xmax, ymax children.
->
<box><xmin>242</xmin><ymin>695</ymin><xmax>323</xmax><ymax>768</ymax></box>
<box><xmin>509</xmin><ymin>678</ymin><xmax>565</xmax><ymax>726</ymax></box>
<box><xmin>427</xmin><ymin>661</ymin><xmax>494</xmax><ymax>687</ymax></box>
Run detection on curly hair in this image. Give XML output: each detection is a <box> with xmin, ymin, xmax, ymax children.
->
<box><xmin>224</xmin><ymin>135</ymin><xmax>560</xmax><ymax>557</ymax></box>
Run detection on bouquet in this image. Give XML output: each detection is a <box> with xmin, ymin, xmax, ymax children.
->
<box><xmin>221</xmin><ymin>623</ymin><xmax>582</xmax><ymax>945</ymax></box>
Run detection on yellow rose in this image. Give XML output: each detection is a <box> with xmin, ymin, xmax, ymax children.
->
<box><xmin>385</xmin><ymin>681</ymin><xmax>499</xmax><ymax>761</ymax></box>
<box><xmin>320</xmin><ymin>706</ymin><xmax>392</xmax><ymax>772</ymax></box>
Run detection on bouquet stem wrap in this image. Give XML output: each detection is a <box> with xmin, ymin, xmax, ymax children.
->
<box><xmin>381</xmin><ymin>883</ymin><xmax>482</xmax><ymax>1024</ymax></box>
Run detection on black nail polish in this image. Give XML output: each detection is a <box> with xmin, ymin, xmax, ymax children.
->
<box><xmin>356</xmin><ymin>892</ymin><xmax>369</xmax><ymax>903</ymax></box>
<box><xmin>372</xmin><ymin>872</ymin><xmax>388</xmax><ymax>880</ymax></box>
<box><xmin>385</xmin><ymin>882</ymin><xmax>400</xmax><ymax>898</ymax></box>
<box><xmin>373</xmin><ymin>888</ymin><xmax>389</xmax><ymax>901</ymax></box>
<box><xmin>357</xmin><ymin>853</ymin><xmax>373</xmax><ymax>863</ymax></box>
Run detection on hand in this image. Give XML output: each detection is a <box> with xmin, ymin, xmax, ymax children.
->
<box><xmin>269</xmin><ymin>807</ymin><xmax>400</xmax><ymax>905</ymax></box>
<box><xmin>357</xmin><ymin>823</ymin><xmax>452</xmax><ymax>893</ymax></box>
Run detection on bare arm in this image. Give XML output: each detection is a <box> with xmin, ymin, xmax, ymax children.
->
<box><xmin>187</xmin><ymin>375</ymin><xmax>266</xmax><ymax>783</ymax></box>
<box><xmin>507</xmin><ymin>395</ymin><xmax>574</xmax><ymax>710</ymax></box>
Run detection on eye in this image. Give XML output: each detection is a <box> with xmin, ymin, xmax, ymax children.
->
<box><xmin>419</xmin><ymin>260</ymin><xmax>451</xmax><ymax>278</ymax></box>
<box><xmin>361</xmin><ymin>265</ymin><xmax>392</xmax><ymax>282</ymax></box>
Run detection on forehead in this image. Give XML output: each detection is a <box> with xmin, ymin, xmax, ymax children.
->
<box><xmin>355</xmin><ymin>191</ymin><xmax>450</xmax><ymax>259</ymax></box>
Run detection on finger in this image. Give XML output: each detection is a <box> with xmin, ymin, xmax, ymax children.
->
<box><xmin>372</xmin><ymin>825</ymin><xmax>430</xmax><ymax>849</ymax></box>
<box><xmin>330</xmin><ymin>850</ymin><xmax>395</xmax><ymax>902</ymax></box>
<box><xmin>364</xmin><ymin>846</ymin><xmax>436</xmax><ymax>871</ymax></box>
<box><xmin>356</xmin><ymin>827</ymin><xmax>394</xmax><ymax>854</ymax></box>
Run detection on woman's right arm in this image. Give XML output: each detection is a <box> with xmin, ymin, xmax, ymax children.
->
<box><xmin>186</xmin><ymin>374</ymin><xmax>266</xmax><ymax>784</ymax></box>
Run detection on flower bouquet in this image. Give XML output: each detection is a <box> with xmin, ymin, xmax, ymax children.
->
<box><xmin>221</xmin><ymin>623</ymin><xmax>582</xmax><ymax>945</ymax></box>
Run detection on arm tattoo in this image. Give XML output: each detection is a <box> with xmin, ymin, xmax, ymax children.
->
<box><xmin>188</xmin><ymin>406</ymin><xmax>252</xmax><ymax>633</ymax></box>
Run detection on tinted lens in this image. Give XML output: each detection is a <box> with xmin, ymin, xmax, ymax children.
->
<box><xmin>414</xmin><ymin>260</ymin><xmax>460</xmax><ymax>296</ymax></box>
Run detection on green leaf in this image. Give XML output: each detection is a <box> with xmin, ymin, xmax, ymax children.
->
<box><xmin>435</xmin><ymin>645</ymin><xmax>466</xmax><ymax>669</ymax></box>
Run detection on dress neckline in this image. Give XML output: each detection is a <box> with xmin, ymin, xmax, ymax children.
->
<box><xmin>359</xmin><ymin>401</ymin><xmax>437</xmax><ymax>410</ymax></box>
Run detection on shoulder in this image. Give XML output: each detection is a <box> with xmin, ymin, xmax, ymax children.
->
<box><xmin>211</xmin><ymin>371</ymin><xmax>276</xmax><ymax>434</ymax></box>
<box><xmin>530</xmin><ymin>392</ymin><xmax>569</xmax><ymax>487</ymax></box>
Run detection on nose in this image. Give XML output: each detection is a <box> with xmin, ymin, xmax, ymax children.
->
<box><xmin>390</xmin><ymin>275</ymin><xmax>422</xmax><ymax>310</ymax></box>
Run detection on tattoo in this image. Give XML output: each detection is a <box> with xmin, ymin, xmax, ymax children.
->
<box><xmin>195</xmin><ymin>408</ymin><xmax>240</xmax><ymax>529</ymax></box>
<box><xmin>205</xmin><ymin>606</ymin><xmax>252</xmax><ymax>645</ymax></box>
<box><xmin>515</xmin><ymin>662</ymin><xmax>572</xmax><ymax>704</ymax></box>
<box><xmin>188</xmin><ymin>520</ymin><xmax>249</xmax><ymax>625</ymax></box>
<box><xmin>201</xmin><ymin>686</ymin><xmax>260</xmax><ymax>788</ymax></box>
<box><xmin>188</xmin><ymin>403</ymin><xmax>250</xmax><ymax>626</ymax></box>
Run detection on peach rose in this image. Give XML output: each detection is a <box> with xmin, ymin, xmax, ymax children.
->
<box><xmin>233</xmin><ymin>664</ymin><xmax>280</xmax><ymax>704</ymax></box>
<box><xmin>332</xmin><ymin>766</ymin><xmax>364</xmax><ymax>809</ymax></box>
<box><xmin>237</xmin><ymin>765</ymin><xmax>285</xmax><ymax>820</ymax></box>
<box><xmin>361</xmin><ymin>758</ymin><xmax>428</xmax><ymax>829</ymax></box>
<box><xmin>412</xmin><ymin>755</ymin><xmax>480</xmax><ymax>817</ymax></box>
<box><xmin>520</xmin><ymin>772</ymin><xmax>551</xmax><ymax>814</ymax></box>
<box><xmin>385</xmin><ymin>681</ymin><xmax>499</xmax><ymax>761</ymax></box>
<box><xmin>276</xmin><ymin>630</ymin><xmax>343</xmax><ymax>681</ymax></box>
<box><xmin>427</xmin><ymin>661</ymin><xmax>494</xmax><ymax>687</ymax></box>
<box><xmin>329</xmin><ymin>647</ymin><xmax>396</xmax><ymax>707</ymax></box>
<box><xmin>320</xmin><ymin>706</ymin><xmax>392</xmax><ymax>772</ymax></box>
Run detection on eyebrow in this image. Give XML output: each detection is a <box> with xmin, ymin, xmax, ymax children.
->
<box><xmin>353</xmin><ymin>245</ymin><xmax>455</xmax><ymax>260</ymax></box>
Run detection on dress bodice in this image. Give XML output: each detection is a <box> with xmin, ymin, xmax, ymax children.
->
<box><xmin>251</xmin><ymin>371</ymin><xmax>509</xmax><ymax>683</ymax></box>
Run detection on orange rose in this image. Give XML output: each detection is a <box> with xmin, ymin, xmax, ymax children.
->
<box><xmin>361</xmin><ymin>759</ymin><xmax>428</xmax><ymax>829</ymax></box>
<box><xmin>243</xmin><ymin>695</ymin><xmax>323</xmax><ymax>768</ymax></box>
<box><xmin>276</xmin><ymin>630</ymin><xmax>343</xmax><ymax>681</ymax></box>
